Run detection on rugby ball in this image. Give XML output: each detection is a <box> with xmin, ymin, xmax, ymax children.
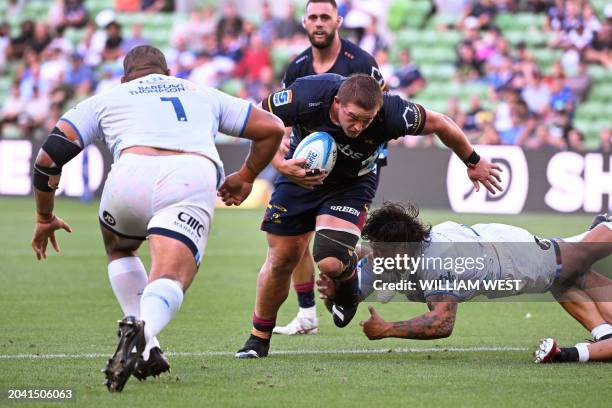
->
<box><xmin>292</xmin><ymin>131</ymin><xmax>337</xmax><ymax>174</ymax></box>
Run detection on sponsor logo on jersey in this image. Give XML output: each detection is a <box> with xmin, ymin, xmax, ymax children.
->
<box><xmin>178</xmin><ymin>212</ymin><xmax>205</xmax><ymax>238</ymax></box>
<box><xmin>336</xmin><ymin>142</ymin><xmax>364</xmax><ymax>159</ymax></box>
<box><xmin>294</xmin><ymin>55</ymin><xmax>309</xmax><ymax>65</ymax></box>
<box><xmin>102</xmin><ymin>211</ymin><xmax>116</xmax><ymax>226</ymax></box>
<box><xmin>272</xmin><ymin>90</ymin><xmax>293</xmax><ymax>107</ymax></box>
<box><xmin>330</xmin><ymin>205</ymin><xmax>360</xmax><ymax>217</ymax></box>
<box><xmin>308</xmin><ymin>102</ymin><xmax>322</xmax><ymax>107</ymax></box>
<box><xmin>534</xmin><ymin>235</ymin><xmax>552</xmax><ymax>250</ymax></box>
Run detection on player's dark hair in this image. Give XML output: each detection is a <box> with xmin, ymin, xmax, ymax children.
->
<box><xmin>362</xmin><ymin>201</ymin><xmax>432</xmax><ymax>244</ymax></box>
<box><xmin>306</xmin><ymin>0</ymin><xmax>338</xmax><ymax>10</ymax></box>
<box><xmin>123</xmin><ymin>45</ymin><xmax>169</xmax><ymax>80</ymax></box>
<box><xmin>337</xmin><ymin>74</ymin><xmax>383</xmax><ymax>111</ymax></box>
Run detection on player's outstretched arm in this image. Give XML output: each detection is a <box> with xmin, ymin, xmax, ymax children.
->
<box><xmin>218</xmin><ymin>106</ymin><xmax>285</xmax><ymax>206</ymax></box>
<box><xmin>360</xmin><ymin>294</ymin><xmax>458</xmax><ymax>340</ymax></box>
<box><xmin>422</xmin><ymin>109</ymin><xmax>502</xmax><ymax>194</ymax></box>
<box><xmin>32</xmin><ymin>120</ymin><xmax>78</xmax><ymax>260</ymax></box>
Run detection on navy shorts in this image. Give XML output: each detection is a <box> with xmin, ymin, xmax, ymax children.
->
<box><xmin>262</xmin><ymin>173</ymin><xmax>378</xmax><ymax>236</ymax></box>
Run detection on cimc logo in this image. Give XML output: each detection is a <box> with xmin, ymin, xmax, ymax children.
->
<box><xmin>446</xmin><ymin>145</ymin><xmax>529</xmax><ymax>214</ymax></box>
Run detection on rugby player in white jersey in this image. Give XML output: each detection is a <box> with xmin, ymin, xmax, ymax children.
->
<box><xmin>317</xmin><ymin>203</ymin><xmax>612</xmax><ymax>363</ymax></box>
<box><xmin>31</xmin><ymin>45</ymin><xmax>284</xmax><ymax>392</ymax></box>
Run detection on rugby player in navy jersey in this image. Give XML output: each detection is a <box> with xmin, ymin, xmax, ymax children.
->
<box><xmin>272</xmin><ymin>0</ymin><xmax>386</xmax><ymax>336</ymax></box>
<box><xmin>220</xmin><ymin>73</ymin><xmax>502</xmax><ymax>359</ymax></box>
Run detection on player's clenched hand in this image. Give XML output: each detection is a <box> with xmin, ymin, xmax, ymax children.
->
<box><xmin>316</xmin><ymin>273</ymin><xmax>336</xmax><ymax>300</ymax></box>
<box><xmin>217</xmin><ymin>172</ymin><xmax>253</xmax><ymax>206</ymax></box>
<box><xmin>360</xmin><ymin>305</ymin><xmax>391</xmax><ymax>340</ymax></box>
<box><xmin>277</xmin><ymin>157</ymin><xmax>326</xmax><ymax>189</ymax></box>
<box><xmin>32</xmin><ymin>215</ymin><xmax>72</xmax><ymax>260</ymax></box>
<box><xmin>467</xmin><ymin>158</ymin><xmax>503</xmax><ymax>195</ymax></box>
<box><xmin>279</xmin><ymin>135</ymin><xmax>291</xmax><ymax>156</ymax></box>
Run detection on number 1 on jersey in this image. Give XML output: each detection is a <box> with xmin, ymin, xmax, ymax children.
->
<box><xmin>160</xmin><ymin>97</ymin><xmax>188</xmax><ymax>122</ymax></box>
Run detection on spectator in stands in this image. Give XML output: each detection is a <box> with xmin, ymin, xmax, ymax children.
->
<box><xmin>600</xmin><ymin>128</ymin><xmax>611</xmax><ymax>152</ymax></box>
<box><xmin>233</xmin><ymin>32</ymin><xmax>271</xmax><ymax>82</ymax></box>
<box><xmin>358</xmin><ymin>16</ymin><xmax>386</xmax><ymax>57</ymax></box>
<box><xmin>521</xmin><ymin>70</ymin><xmax>551</xmax><ymax>117</ymax></box>
<box><xmin>0</xmin><ymin>22</ymin><xmax>10</xmax><ymax>70</ymax></box>
<box><xmin>585</xmin><ymin>13</ymin><xmax>611</xmax><ymax>68</ymax></box>
<box><xmin>122</xmin><ymin>23</ymin><xmax>150</xmax><ymax>54</ymax></box>
<box><xmin>0</xmin><ymin>83</ymin><xmax>26</xmax><ymax>138</ymax></box>
<box><xmin>276</xmin><ymin>3</ymin><xmax>303</xmax><ymax>42</ymax></box>
<box><xmin>173</xmin><ymin>6</ymin><xmax>217</xmax><ymax>50</ymax></box>
<box><xmin>29</xmin><ymin>22</ymin><xmax>53</xmax><ymax>56</ymax></box>
<box><xmin>464</xmin><ymin>94</ymin><xmax>492</xmax><ymax>137</ymax></box>
<box><xmin>446</xmin><ymin>97</ymin><xmax>466</xmax><ymax>129</ymax></box>
<box><xmin>19</xmin><ymin>85</ymin><xmax>50</xmax><ymax>139</ymax></box>
<box><xmin>61</xmin><ymin>0</ymin><xmax>89</xmax><ymax>29</ymax></box>
<box><xmin>7</xmin><ymin>20</ymin><xmax>35</xmax><ymax>61</ymax></box>
<box><xmin>6</xmin><ymin>0</ymin><xmax>26</xmax><ymax>19</ymax></box>
<box><xmin>565</xmin><ymin>60</ymin><xmax>591</xmax><ymax>102</ymax></box>
<box><xmin>65</xmin><ymin>52</ymin><xmax>95</xmax><ymax>97</ymax></box>
<box><xmin>48</xmin><ymin>26</ymin><xmax>75</xmax><ymax>55</ymax></box>
<box><xmin>463</xmin><ymin>0</ymin><xmax>497</xmax><ymax>31</ymax></box>
<box><xmin>101</xmin><ymin>21</ymin><xmax>124</xmax><ymax>62</ymax></box>
<box><xmin>391</xmin><ymin>49</ymin><xmax>426</xmax><ymax>98</ymax></box>
<box><xmin>566</xmin><ymin>128</ymin><xmax>585</xmax><ymax>151</ymax></box>
<box><xmin>115</xmin><ymin>0</ymin><xmax>140</xmax><ymax>12</ymax></box>
<box><xmin>95</xmin><ymin>64</ymin><xmax>120</xmax><ymax>94</ymax></box>
<box><xmin>259</xmin><ymin>1</ymin><xmax>281</xmax><ymax>46</ymax></box>
<box><xmin>216</xmin><ymin>2</ymin><xmax>244</xmax><ymax>44</ymax></box>
<box><xmin>549</xmin><ymin>74</ymin><xmax>575</xmax><ymax>114</ymax></box>
<box><xmin>141</xmin><ymin>0</ymin><xmax>169</xmax><ymax>13</ymax></box>
<box><xmin>188</xmin><ymin>51</ymin><xmax>218</xmax><ymax>87</ymax></box>
<box><xmin>454</xmin><ymin>40</ymin><xmax>483</xmax><ymax>82</ymax></box>
<box><xmin>433</xmin><ymin>0</ymin><xmax>471</xmax><ymax>31</ymax></box>
<box><xmin>166</xmin><ymin>34</ymin><xmax>196</xmax><ymax>75</ymax></box>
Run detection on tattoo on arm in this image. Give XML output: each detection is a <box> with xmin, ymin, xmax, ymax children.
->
<box><xmin>390</xmin><ymin>295</ymin><xmax>457</xmax><ymax>340</ymax></box>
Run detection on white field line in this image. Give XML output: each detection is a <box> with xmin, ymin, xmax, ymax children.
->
<box><xmin>2</xmin><ymin>249</ymin><xmax>264</xmax><ymax>257</ymax></box>
<box><xmin>0</xmin><ymin>347</ymin><xmax>528</xmax><ymax>360</ymax></box>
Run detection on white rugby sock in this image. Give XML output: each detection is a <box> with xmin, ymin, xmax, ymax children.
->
<box><xmin>108</xmin><ymin>257</ymin><xmax>161</xmax><ymax>358</ymax></box>
<box><xmin>140</xmin><ymin>278</ymin><xmax>183</xmax><ymax>358</ymax></box>
<box><xmin>575</xmin><ymin>343</ymin><xmax>590</xmax><ymax>363</ymax></box>
<box><xmin>108</xmin><ymin>257</ymin><xmax>148</xmax><ymax>317</ymax></box>
<box><xmin>298</xmin><ymin>306</ymin><xmax>317</xmax><ymax>320</ymax></box>
<box><xmin>591</xmin><ymin>323</ymin><xmax>612</xmax><ymax>341</ymax></box>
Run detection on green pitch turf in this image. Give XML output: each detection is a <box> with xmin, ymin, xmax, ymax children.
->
<box><xmin>0</xmin><ymin>196</ymin><xmax>610</xmax><ymax>407</ymax></box>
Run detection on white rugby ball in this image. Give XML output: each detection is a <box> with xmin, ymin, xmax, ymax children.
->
<box><xmin>292</xmin><ymin>131</ymin><xmax>337</xmax><ymax>174</ymax></box>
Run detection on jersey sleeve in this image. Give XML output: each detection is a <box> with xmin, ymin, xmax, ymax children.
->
<box><xmin>382</xmin><ymin>94</ymin><xmax>427</xmax><ymax>140</ymax></box>
<box><xmin>261</xmin><ymin>81</ymin><xmax>304</xmax><ymax>127</ymax></box>
<box><xmin>212</xmin><ymin>88</ymin><xmax>253</xmax><ymax>137</ymax></box>
<box><xmin>59</xmin><ymin>96</ymin><xmax>103</xmax><ymax>147</ymax></box>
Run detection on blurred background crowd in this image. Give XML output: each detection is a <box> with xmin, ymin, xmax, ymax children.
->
<box><xmin>0</xmin><ymin>0</ymin><xmax>610</xmax><ymax>151</ymax></box>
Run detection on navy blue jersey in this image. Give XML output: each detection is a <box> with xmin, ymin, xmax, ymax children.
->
<box><xmin>282</xmin><ymin>39</ymin><xmax>385</xmax><ymax>89</ymax></box>
<box><xmin>262</xmin><ymin>74</ymin><xmax>426</xmax><ymax>183</ymax></box>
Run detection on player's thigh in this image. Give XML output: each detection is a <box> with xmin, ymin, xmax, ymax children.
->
<box><xmin>99</xmin><ymin>154</ymin><xmax>158</xmax><ymax>257</ymax></box>
<box><xmin>266</xmin><ymin>231</ymin><xmax>313</xmax><ymax>273</ymax></box>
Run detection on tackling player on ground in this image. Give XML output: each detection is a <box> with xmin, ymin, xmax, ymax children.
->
<box><xmin>273</xmin><ymin>0</ymin><xmax>386</xmax><ymax>336</ymax></box>
<box><xmin>223</xmin><ymin>72</ymin><xmax>502</xmax><ymax>359</ymax></box>
<box><xmin>318</xmin><ymin>203</ymin><xmax>612</xmax><ymax>364</ymax></box>
<box><xmin>31</xmin><ymin>45</ymin><xmax>284</xmax><ymax>391</ymax></box>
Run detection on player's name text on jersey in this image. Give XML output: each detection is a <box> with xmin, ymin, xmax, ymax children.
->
<box><xmin>373</xmin><ymin>279</ymin><xmax>523</xmax><ymax>292</ymax></box>
<box><xmin>129</xmin><ymin>83</ymin><xmax>186</xmax><ymax>95</ymax></box>
<box><xmin>372</xmin><ymin>254</ymin><xmax>487</xmax><ymax>275</ymax></box>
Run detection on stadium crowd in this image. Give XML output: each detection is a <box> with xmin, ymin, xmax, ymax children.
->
<box><xmin>0</xmin><ymin>0</ymin><xmax>610</xmax><ymax>150</ymax></box>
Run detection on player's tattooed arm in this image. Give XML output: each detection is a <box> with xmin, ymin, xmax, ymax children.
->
<box><xmin>360</xmin><ymin>294</ymin><xmax>457</xmax><ymax>340</ymax></box>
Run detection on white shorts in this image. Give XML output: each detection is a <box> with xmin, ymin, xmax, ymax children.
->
<box><xmin>473</xmin><ymin>223</ymin><xmax>561</xmax><ymax>295</ymax></box>
<box><xmin>99</xmin><ymin>153</ymin><xmax>218</xmax><ymax>265</ymax></box>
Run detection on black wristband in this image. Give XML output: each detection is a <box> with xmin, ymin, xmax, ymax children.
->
<box><xmin>463</xmin><ymin>150</ymin><xmax>480</xmax><ymax>167</ymax></box>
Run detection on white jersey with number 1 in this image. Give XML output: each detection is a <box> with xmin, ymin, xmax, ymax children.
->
<box><xmin>60</xmin><ymin>73</ymin><xmax>252</xmax><ymax>187</ymax></box>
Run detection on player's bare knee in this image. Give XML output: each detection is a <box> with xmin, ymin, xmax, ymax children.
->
<box><xmin>317</xmin><ymin>257</ymin><xmax>344</xmax><ymax>277</ymax></box>
<box><xmin>266</xmin><ymin>250</ymin><xmax>300</xmax><ymax>274</ymax></box>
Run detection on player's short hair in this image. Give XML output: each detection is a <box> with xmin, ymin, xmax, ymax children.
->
<box><xmin>306</xmin><ymin>0</ymin><xmax>338</xmax><ymax>10</ymax></box>
<box><xmin>123</xmin><ymin>45</ymin><xmax>168</xmax><ymax>78</ymax></box>
<box><xmin>362</xmin><ymin>201</ymin><xmax>432</xmax><ymax>244</ymax></box>
<box><xmin>337</xmin><ymin>74</ymin><xmax>383</xmax><ymax>111</ymax></box>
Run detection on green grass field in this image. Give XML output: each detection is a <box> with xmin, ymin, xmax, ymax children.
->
<box><xmin>1</xmin><ymin>196</ymin><xmax>610</xmax><ymax>407</ymax></box>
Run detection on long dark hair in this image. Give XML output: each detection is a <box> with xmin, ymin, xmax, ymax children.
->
<box><xmin>362</xmin><ymin>201</ymin><xmax>432</xmax><ymax>244</ymax></box>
